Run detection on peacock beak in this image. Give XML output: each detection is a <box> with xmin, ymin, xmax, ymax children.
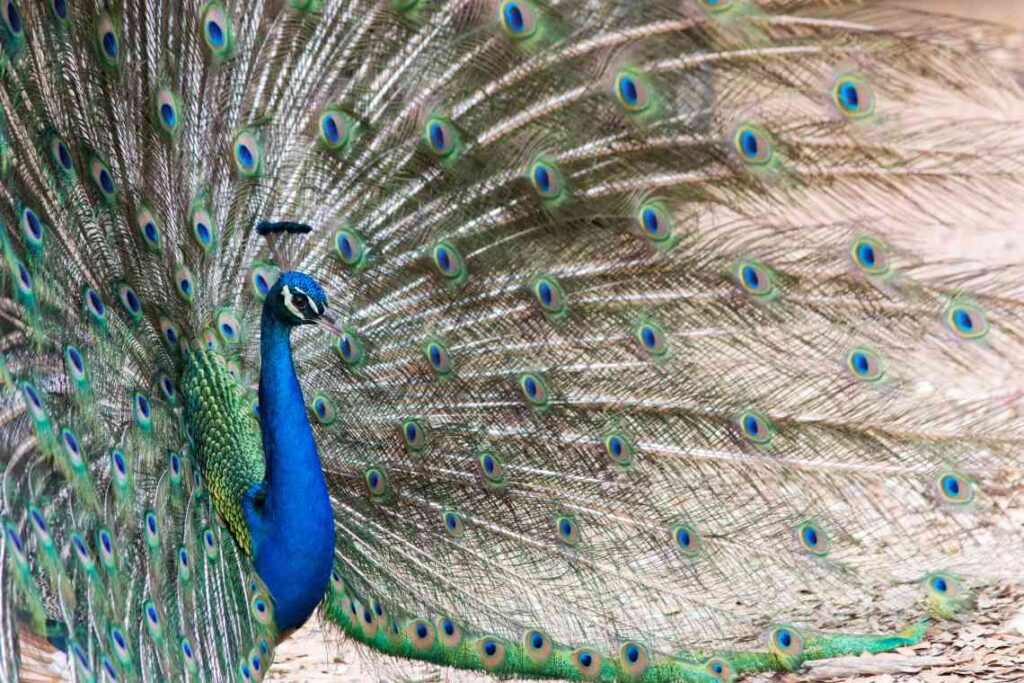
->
<box><xmin>315</xmin><ymin>308</ymin><xmax>344</xmax><ymax>336</ymax></box>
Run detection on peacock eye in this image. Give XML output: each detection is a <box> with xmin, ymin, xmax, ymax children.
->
<box><xmin>292</xmin><ymin>293</ymin><xmax>308</xmax><ymax>308</ymax></box>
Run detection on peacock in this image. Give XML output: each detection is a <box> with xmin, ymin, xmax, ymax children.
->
<box><xmin>0</xmin><ymin>0</ymin><xmax>1022</xmax><ymax>681</ymax></box>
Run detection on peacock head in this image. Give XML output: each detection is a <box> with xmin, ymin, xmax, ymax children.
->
<box><xmin>265</xmin><ymin>271</ymin><xmax>341</xmax><ymax>334</ymax></box>
<box><xmin>256</xmin><ymin>220</ymin><xmax>342</xmax><ymax>335</ymax></box>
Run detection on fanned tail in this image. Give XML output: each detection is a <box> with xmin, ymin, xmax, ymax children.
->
<box><xmin>284</xmin><ymin>1</ymin><xmax>1024</xmax><ymax>680</ymax></box>
<box><xmin>0</xmin><ymin>0</ymin><xmax>1022</xmax><ymax>682</ymax></box>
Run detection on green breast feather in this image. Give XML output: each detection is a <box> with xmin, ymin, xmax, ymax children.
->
<box><xmin>182</xmin><ymin>347</ymin><xmax>264</xmax><ymax>555</ymax></box>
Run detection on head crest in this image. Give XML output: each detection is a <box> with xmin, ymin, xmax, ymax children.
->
<box><xmin>256</xmin><ymin>221</ymin><xmax>312</xmax><ymax>271</ymax></box>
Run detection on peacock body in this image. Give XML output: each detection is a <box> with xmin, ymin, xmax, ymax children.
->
<box><xmin>0</xmin><ymin>0</ymin><xmax>1023</xmax><ymax>681</ymax></box>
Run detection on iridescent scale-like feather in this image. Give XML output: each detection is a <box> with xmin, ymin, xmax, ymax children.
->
<box><xmin>0</xmin><ymin>0</ymin><xmax>1022</xmax><ymax>682</ymax></box>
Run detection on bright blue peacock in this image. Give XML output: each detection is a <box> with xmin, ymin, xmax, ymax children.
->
<box><xmin>0</xmin><ymin>0</ymin><xmax>1023</xmax><ymax>681</ymax></box>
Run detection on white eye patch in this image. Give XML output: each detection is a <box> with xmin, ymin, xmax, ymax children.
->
<box><xmin>281</xmin><ymin>284</ymin><xmax>320</xmax><ymax>320</ymax></box>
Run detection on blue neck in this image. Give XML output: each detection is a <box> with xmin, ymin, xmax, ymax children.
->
<box><xmin>251</xmin><ymin>307</ymin><xmax>335</xmax><ymax>632</ymax></box>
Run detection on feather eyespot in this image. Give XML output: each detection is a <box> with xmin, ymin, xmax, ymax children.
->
<box><xmin>144</xmin><ymin>511</ymin><xmax>160</xmax><ymax>548</ymax></box>
<box><xmin>365</xmin><ymin>468</ymin><xmax>388</xmax><ymax>498</ymax></box>
<box><xmin>216</xmin><ymin>309</ymin><xmax>241</xmax><ymax>344</ymax></box>
<box><xmin>635</xmin><ymin>321</ymin><xmax>668</xmax><ymax>357</ymax></box>
<box><xmin>70</xmin><ymin>642</ymin><xmax>92</xmax><ymax>677</ymax></box>
<box><xmin>359</xmin><ymin>605</ymin><xmax>379</xmax><ymax>638</ymax></box>
<box><xmin>437</xmin><ymin>617</ymin><xmax>463</xmax><ymax>647</ymax></box>
<box><xmin>70</xmin><ymin>533</ymin><xmax>94</xmax><ymax>570</ymax></box>
<box><xmin>424</xmin><ymin>340</ymin><xmax>452</xmax><ymax>376</ymax></box>
<box><xmin>926</xmin><ymin>573</ymin><xmax>959</xmax><ymax>598</ymax></box>
<box><xmin>154</xmin><ymin>87</ymin><xmax>181</xmax><ymax>135</ymax></box>
<box><xmin>946</xmin><ymin>303</ymin><xmax>988</xmax><ymax>340</ymax></box>
<box><xmin>850</xmin><ymin>236</ymin><xmax>889</xmax><ymax>275</ymax></box>
<box><xmin>738</xmin><ymin>411</ymin><xmax>774</xmax><ymax>444</ymax></box>
<box><xmin>797</xmin><ymin>521</ymin><xmax>829</xmax><ymax>556</ymax></box>
<box><xmin>846</xmin><ymin>348</ymin><xmax>884</xmax><ymax>382</ymax></box>
<box><xmin>432</xmin><ymin>241</ymin><xmax>466</xmax><ymax>280</ymax></box>
<box><xmin>330</xmin><ymin>569</ymin><xmax>345</xmax><ymax>596</ymax></box>
<box><xmin>4</xmin><ymin>523</ymin><xmax>26</xmax><ymax>563</ymax></box>
<box><xmin>3</xmin><ymin>0</ymin><xmax>23</xmax><ymax>38</ymax></box>
<box><xmin>519</xmin><ymin>372</ymin><xmax>550</xmax><ymax>409</ymax></box>
<box><xmin>335</xmin><ymin>329</ymin><xmax>365</xmax><ymax>367</ymax></box>
<box><xmin>203</xmin><ymin>528</ymin><xmax>218</xmax><ymax>559</ymax></box>
<box><xmin>159</xmin><ymin>373</ymin><xmax>177</xmax><ymax>403</ymax></box>
<box><xmin>523</xmin><ymin>629</ymin><xmax>552</xmax><ymax>662</ymax></box>
<box><xmin>169</xmin><ymin>452</ymin><xmax>183</xmax><ymax>486</ymax></box>
<box><xmin>706</xmin><ymin>657</ymin><xmax>735</xmax><ymax>682</ymax></box>
<box><xmin>174</xmin><ymin>264</ymin><xmax>196</xmax><ymax>302</ymax></box>
<box><xmin>768</xmin><ymin>625</ymin><xmax>804</xmax><ymax>662</ymax></box>
<box><xmin>117</xmin><ymin>283</ymin><xmax>143</xmax><ymax>321</ymax></box>
<box><xmin>191</xmin><ymin>206</ymin><xmax>218</xmax><ymax>250</ymax></box>
<box><xmin>638</xmin><ymin>202</ymin><xmax>672</xmax><ymax>242</ymax></box>
<box><xmin>99</xmin><ymin>655</ymin><xmax>116</xmax><ymax>681</ymax></box>
<box><xmin>201</xmin><ymin>3</ymin><xmax>235</xmax><ymax>57</ymax></box>
<box><xmin>61</xmin><ymin>427</ymin><xmax>83</xmax><ymax>467</ymax></box>
<box><xmin>135</xmin><ymin>207</ymin><xmax>163</xmax><ymax>252</ymax></box>
<box><xmin>673</xmin><ymin>524</ymin><xmax>700</xmax><ymax>556</ymax></box>
<box><xmin>319</xmin><ymin>109</ymin><xmax>355</xmax><ymax>150</ymax></box>
<box><xmin>442</xmin><ymin>509</ymin><xmax>465</xmax><ymax>538</ymax></box>
<box><xmin>110</xmin><ymin>449</ymin><xmax>129</xmax><ymax>485</ymax></box>
<box><xmin>532</xmin><ymin>275</ymin><xmax>566</xmax><ymax>316</ymax></box>
<box><xmin>402</xmin><ymin>418</ymin><xmax>427</xmax><ymax>452</ymax></box>
<box><xmin>50</xmin><ymin>136</ymin><xmax>75</xmax><ymax>177</ymax></box>
<box><xmin>620</xmin><ymin>642</ymin><xmax>649</xmax><ymax>676</ymax></box>
<box><xmin>181</xmin><ymin>638</ymin><xmax>198</xmax><ymax>672</ymax></box>
<box><xmin>476</xmin><ymin>637</ymin><xmax>506</xmax><ymax>669</ymax></box>
<box><xmin>733</xmin><ymin>124</ymin><xmax>773</xmax><ymax>165</ymax></box>
<box><xmin>29</xmin><ymin>506</ymin><xmax>52</xmax><ymax>545</ymax></box>
<box><xmin>159</xmin><ymin>317</ymin><xmax>179</xmax><ymax>348</ymax></box>
<box><xmin>249</xmin><ymin>262</ymin><xmax>279</xmax><ymax>300</ymax></box>
<box><xmin>109</xmin><ymin>626</ymin><xmax>130</xmax><ymax>664</ymax></box>
<box><xmin>734</xmin><ymin>260</ymin><xmax>775</xmax><ymax>298</ymax></box>
<box><xmin>572</xmin><ymin>648</ymin><xmax>602</xmax><ymax>678</ymax></box>
<box><xmin>176</xmin><ymin>546</ymin><xmax>190</xmax><ymax>580</ymax></box>
<box><xmin>89</xmin><ymin>158</ymin><xmax>117</xmax><ymax>200</ymax></box>
<box><xmin>65</xmin><ymin>345</ymin><xmax>87</xmax><ymax>386</ymax></box>
<box><xmin>556</xmin><ymin>516</ymin><xmax>580</xmax><ymax>546</ymax></box>
<box><xmin>95</xmin><ymin>14</ymin><xmax>121</xmax><ymax>68</ymax></box>
<box><xmin>143</xmin><ymin>600</ymin><xmax>162</xmax><ymax>637</ymax></box>
<box><xmin>936</xmin><ymin>472</ymin><xmax>972</xmax><ymax>505</ymax></box>
<box><xmin>19</xmin><ymin>206</ymin><xmax>44</xmax><ymax>248</ymax></box>
<box><xmin>407</xmin><ymin>620</ymin><xmax>436</xmax><ymax>651</ymax></box>
<box><xmin>311</xmin><ymin>394</ymin><xmax>337</xmax><ymax>425</ymax></box>
<box><xmin>12</xmin><ymin>260</ymin><xmax>32</xmax><ymax>298</ymax></box>
<box><xmin>499</xmin><ymin>1</ymin><xmax>536</xmax><ymax>39</ymax></box>
<box><xmin>250</xmin><ymin>593</ymin><xmax>273</xmax><ymax>625</ymax></box>
<box><xmin>833</xmin><ymin>75</ymin><xmax>875</xmax><ymax>118</ymax></box>
<box><xmin>335</xmin><ymin>228</ymin><xmax>366</xmax><ymax>267</ymax></box>
<box><xmin>232</xmin><ymin>131</ymin><xmax>263</xmax><ymax>176</ymax></box>
<box><xmin>21</xmin><ymin>382</ymin><xmax>47</xmax><ymax>422</ymax></box>
<box><xmin>614</xmin><ymin>68</ymin><xmax>652</xmax><ymax>113</ymax></box>
<box><xmin>528</xmin><ymin>159</ymin><xmax>564</xmax><ymax>200</ymax></box>
<box><xmin>134</xmin><ymin>392</ymin><xmax>153</xmax><ymax>430</ymax></box>
<box><xmin>83</xmin><ymin>287</ymin><xmax>107</xmax><ymax>325</ymax></box>
<box><xmin>603</xmin><ymin>432</ymin><xmax>633</xmax><ymax>467</ymax></box>
<box><xmin>477</xmin><ymin>451</ymin><xmax>506</xmax><ymax>487</ymax></box>
<box><xmin>424</xmin><ymin>118</ymin><xmax>460</xmax><ymax>158</ymax></box>
<box><xmin>97</xmin><ymin>528</ymin><xmax>116</xmax><ymax>565</ymax></box>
